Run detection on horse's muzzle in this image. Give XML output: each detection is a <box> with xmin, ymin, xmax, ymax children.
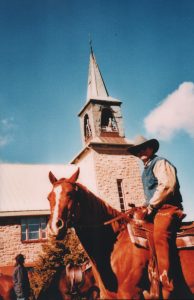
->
<box><xmin>47</xmin><ymin>218</ymin><xmax>68</xmax><ymax>240</ymax></box>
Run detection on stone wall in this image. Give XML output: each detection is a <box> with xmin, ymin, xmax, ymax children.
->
<box><xmin>75</xmin><ymin>149</ymin><xmax>98</xmax><ymax>194</ymax></box>
<box><xmin>0</xmin><ymin>217</ymin><xmax>46</xmax><ymax>274</ymax></box>
<box><xmin>94</xmin><ymin>150</ymin><xmax>145</xmax><ymax>211</ymax></box>
<box><xmin>74</xmin><ymin>147</ymin><xmax>145</xmax><ymax>211</ymax></box>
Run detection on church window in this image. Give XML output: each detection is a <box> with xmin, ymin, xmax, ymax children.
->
<box><xmin>117</xmin><ymin>179</ymin><xmax>126</xmax><ymax>212</ymax></box>
<box><xmin>101</xmin><ymin>107</ymin><xmax>118</xmax><ymax>132</ymax></box>
<box><xmin>84</xmin><ymin>114</ymin><xmax>92</xmax><ymax>140</ymax></box>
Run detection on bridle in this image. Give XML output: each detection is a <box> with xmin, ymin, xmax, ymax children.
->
<box><xmin>55</xmin><ymin>181</ymin><xmax>137</xmax><ymax>233</ymax></box>
<box><xmin>65</xmin><ymin>184</ymin><xmax>106</xmax><ymax>229</ymax></box>
<box><xmin>65</xmin><ymin>183</ymin><xmax>81</xmax><ymax>229</ymax></box>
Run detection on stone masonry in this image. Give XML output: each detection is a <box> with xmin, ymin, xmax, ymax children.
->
<box><xmin>74</xmin><ymin>147</ymin><xmax>145</xmax><ymax>211</ymax></box>
<box><xmin>0</xmin><ymin>217</ymin><xmax>46</xmax><ymax>274</ymax></box>
<box><xmin>94</xmin><ymin>150</ymin><xmax>144</xmax><ymax>210</ymax></box>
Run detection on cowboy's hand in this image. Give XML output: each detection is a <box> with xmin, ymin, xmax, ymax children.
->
<box><xmin>147</xmin><ymin>204</ymin><xmax>154</xmax><ymax>215</ymax></box>
<box><xmin>144</xmin><ymin>204</ymin><xmax>156</xmax><ymax>221</ymax></box>
<box><xmin>135</xmin><ymin>206</ymin><xmax>149</xmax><ymax>220</ymax></box>
<box><xmin>140</xmin><ymin>205</ymin><xmax>153</xmax><ymax>215</ymax></box>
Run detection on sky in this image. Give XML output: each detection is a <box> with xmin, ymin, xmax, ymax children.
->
<box><xmin>0</xmin><ymin>0</ymin><xmax>194</xmax><ymax>220</ymax></box>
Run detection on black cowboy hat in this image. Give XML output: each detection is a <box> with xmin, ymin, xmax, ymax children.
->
<box><xmin>15</xmin><ymin>254</ymin><xmax>25</xmax><ymax>262</ymax></box>
<box><xmin>128</xmin><ymin>135</ymin><xmax>159</xmax><ymax>156</ymax></box>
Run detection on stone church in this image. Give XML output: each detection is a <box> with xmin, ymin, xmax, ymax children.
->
<box><xmin>0</xmin><ymin>47</ymin><xmax>144</xmax><ymax>275</ymax></box>
<box><xmin>72</xmin><ymin>46</ymin><xmax>144</xmax><ymax>211</ymax></box>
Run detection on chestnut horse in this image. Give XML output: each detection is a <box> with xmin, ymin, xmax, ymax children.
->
<box><xmin>0</xmin><ymin>274</ymin><xmax>15</xmax><ymax>300</ymax></box>
<box><xmin>47</xmin><ymin>168</ymin><xmax>194</xmax><ymax>299</ymax></box>
<box><xmin>37</xmin><ymin>265</ymin><xmax>99</xmax><ymax>300</ymax></box>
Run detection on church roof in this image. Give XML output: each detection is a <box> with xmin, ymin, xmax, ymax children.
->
<box><xmin>0</xmin><ymin>164</ymin><xmax>77</xmax><ymax>216</ymax></box>
<box><xmin>86</xmin><ymin>46</ymin><xmax>120</xmax><ymax>103</ymax></box>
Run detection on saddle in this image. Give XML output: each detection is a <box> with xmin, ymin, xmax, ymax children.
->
<box><xmin>66</xmin><ymin>264</ymin><xmax>85</xmax><ymax>293</ymax></box>
<box><xmin>127</xmin><ymin>220</ymin><xmax>194</xmax><ymax>249</ymax></box>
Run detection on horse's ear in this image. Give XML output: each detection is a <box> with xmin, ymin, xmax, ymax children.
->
<box><xmin>68</xmin><ymin>168</ymin><xmax>80</xmax><ymax>183</ymax></box>
<box><xmin>49</xmin><ymin>171</ymin><xmax>58</xmax><ymax>185</ymax></box>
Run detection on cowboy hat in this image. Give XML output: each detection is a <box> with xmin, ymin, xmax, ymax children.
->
<box><xmin>128</xmin><ymin>135</ymin><xmax>159</xmax><ymax>155</ymax></box>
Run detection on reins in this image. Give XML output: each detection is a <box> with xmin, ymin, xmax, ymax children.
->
<box><xmin>73</xmin><ymin>213</ymin><xmax>131</xmax><ymax>229</ymax></box>
<box><xmin>72</xmin><ymin>187</ymin><xmax>134</xmax><ymax>229</ymax></box>
<box><xmin>104</xmin><ymin>209</ymin><xmax>133</xmax><ymax>226</ymax></box>
<box><xmin>69</xmin><ymin>184</ymin><xmax>133</xmax><ymax>229</ymax></box>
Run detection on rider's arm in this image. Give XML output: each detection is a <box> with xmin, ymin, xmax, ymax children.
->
<box><xmin>149</xmin><ymin>159</ymin><xmax>176</xmax><ymax>209</ymax></box>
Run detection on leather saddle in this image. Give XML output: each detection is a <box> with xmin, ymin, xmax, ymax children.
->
<box><xmin>127</xmin><ymin>220</ymin><xmax>194</xmax><ymax>249</ymax></box>
<box><xmin>66</xmin><ymin>264</ymin><xmax>85</xmax><ymax>293</ymax></box>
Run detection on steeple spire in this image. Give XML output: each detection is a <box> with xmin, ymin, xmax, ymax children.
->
<box><xmin>78</xmin><ymin>44</ymin><xmax>126</xmax><ymax>148</ymax></box>
<box><xmin>86</xmin><ymin>44</ymin><xmax>109</xmax><ymax>102</ymax></box>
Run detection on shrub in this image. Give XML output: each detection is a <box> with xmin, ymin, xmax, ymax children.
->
<box><xmin>30</xmin><ymin>228</ymin><xmax>88</xmax><ymax>299</ymax></box>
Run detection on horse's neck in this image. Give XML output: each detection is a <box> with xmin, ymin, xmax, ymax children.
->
<box><xmin>74</xmin><ymin>185</ymin><xmax>120</xmax><ymax>293</ymax></box>
<box><xmin>75</xmin><ymin>191</ymin><xmax>119</xmax><ymax>258</ymax></box>
<box><xmin>76</xmin><ymin>183</ymin><xmax>120</xmax><ymax>225</ymax></box>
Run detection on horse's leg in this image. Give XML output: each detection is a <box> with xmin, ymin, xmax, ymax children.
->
<box><xmin>119</xmin><ymin>249</ymin><xmax>149</xmax><ymax>299</ymax></box>
<box><xmin>177</xmin><ymin>248</ymin><xmax>194</xmax><ymax>298</ymax></box>
<box><xmin>111</xmin><ymin>231</ymin><xmax>149</xmax><ymax>299</ymax></box>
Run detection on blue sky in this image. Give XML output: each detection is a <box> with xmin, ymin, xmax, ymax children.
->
<box><xmin>0</xmin><ymin>0</ymin><xmax>194</xmax><ymax>220</ymax></box>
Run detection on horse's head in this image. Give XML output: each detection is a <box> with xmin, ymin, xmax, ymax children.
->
<box><xmin>47</xmin><ymin>168</ymin><xmax>80</xmax><ymax>239</ymax></box>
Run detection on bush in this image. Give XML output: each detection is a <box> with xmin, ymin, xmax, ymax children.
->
<box><xmin>30</xmin><ymin>228</ymin><xmax>88</xmax><ymax>299</ymax></box>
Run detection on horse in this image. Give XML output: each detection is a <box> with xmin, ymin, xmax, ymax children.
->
<box><xmin>0</xmin><ymin>274</ymin><xmax>15</xmax><ymax>300</ymax></box>
<box><xmin>60</xmin><ymin>264</ymin><xmax>100</xmax><ymax>300</ymax></box>
<box><xmin>47</xmin><ymin>168</ymin><xmax>194</xmax><ymax>299</ymax></box>
<box><xmin>36</xmin><ymin>264</ymin><xmax>100</xmax><ymax>300</ymax></box>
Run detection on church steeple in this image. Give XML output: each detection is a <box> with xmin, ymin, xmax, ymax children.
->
<box><xmin>87</xmin><ymin>45</ymin><xmax>109</xmax><ymax>102</ymax></box>
<box><xmin>78</xmin><ymin>46</ymin><xmax>126</xmax><ymax>147</ymax></box>
<box><xmin>71</xmin><ymin>47</ymin><xmax>144</xmax><ymax>214</ymax></box>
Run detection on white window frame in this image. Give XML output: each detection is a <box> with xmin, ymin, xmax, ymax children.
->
<box><xmin>21</xmin><ymin>216</ymin><xmax>47</xmax><ymax>242</ymax></box>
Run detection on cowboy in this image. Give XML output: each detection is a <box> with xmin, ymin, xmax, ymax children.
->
<box><xmin>128</xmin><ymin>136</ymin><xmax>185</xmax><ymax>299</ymax></box>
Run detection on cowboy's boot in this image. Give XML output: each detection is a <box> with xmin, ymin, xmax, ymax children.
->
<box><xmin>160</xmin><ymin>270</ymin><xmax>173</xmax><ymax>299</ymax></box>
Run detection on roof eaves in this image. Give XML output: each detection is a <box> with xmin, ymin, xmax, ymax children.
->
<box><xmin>89</xmin><ymin>141</ymin><xmax>133</xmax><ymax>147</ymax></box>
<box><xmin>0</xmin><ymin>210</ymin><xmax>50</xmax><ymax>217</ymax></box>
<box><xmin>70</xmin><ymin>146</ymin><xmax>91</xmax><ymax>164</ymax></box>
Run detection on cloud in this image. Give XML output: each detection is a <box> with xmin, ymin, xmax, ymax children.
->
<box><xmin>0</xmin><ymin>135</ymin><xmax>12</xmax><ymax>147</ymax></box>
<box><xmin>144</xmin><ymin>82</ymin><xmax>194</xmax><ymax>140</ymax></box>
<box><xmin>0</xmin><ymin>117</ymin><xmax>15</xmax><ymax>148</ymax></box>
<box><xmin>1</xmin><ymin>118</ymin><xmax>15</xmax><ymax>129</ymax></box>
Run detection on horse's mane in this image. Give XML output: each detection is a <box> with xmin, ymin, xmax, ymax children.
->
<box><xmin>76</xmin><ymin>182</ymin><xmax>121</xmax><ymax>224</ymax></box>
<box><xmin>74</xmin><ymin>182</ymin><xmax>120</xmax><ymax>292</ymax></box>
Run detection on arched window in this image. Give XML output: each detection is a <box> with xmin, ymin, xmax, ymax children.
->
<box><xmin>84</xmin><ymin>114</ymin><xmax>92</xmax><ymax>140</ymax></box>
<box><xmin>101</xmin><ymin>107</ymin><xmax>118</xmax><ymax>132</ymax></box>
